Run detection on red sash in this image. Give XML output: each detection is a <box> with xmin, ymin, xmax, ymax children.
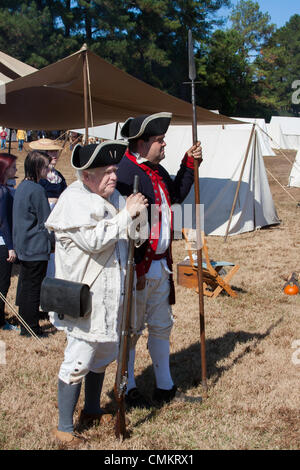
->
<box><xmin>125</xmin><ymin>151</ymin><xmax>174</xmax><ymax>276</ymax></box>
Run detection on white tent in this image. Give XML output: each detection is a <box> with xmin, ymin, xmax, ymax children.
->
<box><xmin>288</xmin><ymin>149</ymin><xmax>300</xmax><ymax>187</ymax></box>
<box><xmin>268</xmin><ymin>117</ymin><xmax>300</xmax><ymax>150</ymax></box>
<box><xmin>227</xmin><ymin>118</ymin><xmax>275</xmax><ymax>156</ymax></box>
<box><xmin>71</xmin><ymin>122</ymin><xmax>122</xmax><ymax>141</ymax></box>
<box><xmin>162</xmin><ymin>125</ymin><xmax>280</xmax><ymax>236</ymax></box>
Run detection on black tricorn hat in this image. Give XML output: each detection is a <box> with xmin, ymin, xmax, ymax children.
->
<box><xmin>71</xmin><ymin>140</ymin><xmax>128</xmax><ymax>170</ymax></box>
<box><xmin>121</xmin><ymin>112</ymin><xmax>172</xmax><ymax>140</ymax></box>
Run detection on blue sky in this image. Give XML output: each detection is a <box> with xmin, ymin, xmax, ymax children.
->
<box><xmin>218</xmin><ymin>0</ymin><xmax>300</xmax><ymax>29</ymax></box>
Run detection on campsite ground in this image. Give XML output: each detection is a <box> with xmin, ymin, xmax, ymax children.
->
<box><xmin>0</xmin><ymin>142</ymin><xmax>299</xmax><ymax>450</ymax></box>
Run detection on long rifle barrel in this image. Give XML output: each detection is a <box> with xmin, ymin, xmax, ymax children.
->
<box><xmin>114</xmin><ymin>174</ymin><xmax>139</xmax><ymax>439</ymax></box>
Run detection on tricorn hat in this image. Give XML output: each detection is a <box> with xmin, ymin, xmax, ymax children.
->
<box><xmin>29</xmin><ymin>138</ymin><xmax>63</xmax><ymax>151</ymax></box>
<box><xmin>71</xmin><ymin>140</ymin><xmax>128</xmax><ymax>170</ymax></box>
<box><xmin>121</xmin><ymin>112</ymin><xmax>172</xmax><ymax>140</ymax></box>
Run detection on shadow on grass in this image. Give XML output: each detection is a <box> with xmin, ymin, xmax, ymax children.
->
<box><xmin>107</xmin><ymin>317</ymin><xmax>283</xmax><ymax>429</ymax></box>
<box><xmin>169</xmin><ymin>316</ymin><xmax>283</xmax><ymax>390</ymax></box>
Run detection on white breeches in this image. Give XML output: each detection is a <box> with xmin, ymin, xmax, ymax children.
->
<box><xmin>131</xmin><ymin>266</ymin><xmax>173</xmax><ymax>345</ymax></box>
<box><xmin>58</xmin><ymin>335</ymin><xmax>118</xmax><ymax>384</ymax></box>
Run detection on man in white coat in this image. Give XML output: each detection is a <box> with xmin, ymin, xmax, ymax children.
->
<box><xmin>46</xmin><ymin>140</ymin><xmax>148</xmax><ymax>447</ymax></box>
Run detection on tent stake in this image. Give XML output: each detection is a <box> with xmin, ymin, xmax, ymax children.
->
<box><xmin>224</xmin><ymin>123</ymin><xmax>256</xmax><ymax>242</ymax></box>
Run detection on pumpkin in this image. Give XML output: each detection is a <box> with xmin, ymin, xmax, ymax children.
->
<box><xmin>284</xmin><ymin>282</ymin><xmax>299</xmax><ymax>296</ymax></box>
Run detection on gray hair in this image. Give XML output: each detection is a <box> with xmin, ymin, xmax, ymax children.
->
<box><xmin>76</xmin><ymin>168</ymin><xmax>96</xmax><ymax>182</ymax></box>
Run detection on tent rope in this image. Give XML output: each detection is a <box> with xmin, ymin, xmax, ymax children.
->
<box><xmin>0</xmin><ymin>292</ymin><xmax>48</xmax><ymax>350</ymax></box>
<box><xmin>257</xmin><ymin>124</ymin><xmax>296</xmax><ymax>165</ymax></box>
<box><xmin>265</xmin><ymin>167</ymin><xmax>298</xmax><ymax>202</ymax></box>
<box><xmin>256</xmin><ymin>124</ymin><xmax>300</xmax><ymax>191</ymax></box>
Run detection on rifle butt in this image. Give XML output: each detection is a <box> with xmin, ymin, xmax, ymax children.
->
<box><xmin>114</xmin><ymin>384</ymin><xmax>127</xmax><ymax>440</ymax></box>
<box><xmin>115</xmin><ymin>400</ymin><xmax>127</xmax><ymax>440</ymax></box>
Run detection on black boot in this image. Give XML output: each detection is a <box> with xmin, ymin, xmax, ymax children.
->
<box><xmin>152</xmin><ymin>385</ymin><xmax>177</xmax><ymax>405</ymax></box>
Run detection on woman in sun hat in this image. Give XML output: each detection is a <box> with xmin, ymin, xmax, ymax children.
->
<box><xmin>29</xmin><ymin>138</ymin><xmax>67</xmax><ymax>208</ymax></box>
<box><xmin>29</xmin><ymin>138</ymin><xmax>67</xmax><ymax>279</ymax></box>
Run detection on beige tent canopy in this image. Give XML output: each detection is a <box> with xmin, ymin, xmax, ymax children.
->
<box><xmin>0</xmin><ymin>50</ymin><xmax>37</xmax><ymax>84</ymax></box>
<box><xmin>0</xmin><ymin>45</ymin><xmax>242</xmax><ymax>130</ymax></box>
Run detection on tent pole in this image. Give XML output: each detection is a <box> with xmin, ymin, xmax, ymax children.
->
<box><xmin>187</xmin><ymin>30</ymin><xmax>207</xmax><ymax>395</ymax></box>
<box><xmin>82</xmin><ymin>47</ymin><xmax>89</xmax><ymax>146</ymax></box>
<box><xmin>224</xmin><ymin>123</ymin><xmax>256</xmax><ymax>242</ymax></box>
<box><xmin>114</xmin><ymin>122</ymin><xmax>119</xmax><ymax>140</ymax></box>
<box><xmin>253</xmin><ymin>131</ymin><xmax>257</xmax><ymax>229</ymax></box>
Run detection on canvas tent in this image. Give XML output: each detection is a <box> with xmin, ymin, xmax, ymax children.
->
<box><xmin>268</xmin><ymin>117</ymin><xmax>300</xmax><ymax>150</ymax></box>
<box><xmin>0</xmin><ymin>45</ymin><xmax>242</xmax><ymax>130</ymax></box>
<box><xmin>0</xmin><ymin>50</ymin><xmax>36</xmax><ymax>84</ymax></box>
<box><xmin>288</xmin><ymin>149</ymin><xmax>300</xmax><ymax>187</ymax></box>
<box><xmin>71</xmin><ymin>117</ymin><xmax>275</xmax><ymax>158</ymax></box>
<box><xmin>226</xmin><ymin>118</ymin><xmax>275</xmax><ymax>157</ymax></box>
<box><xmin>161</xmin><ymin>124</ymin><xmax>280</xmax><ymax>236</ymax></box>
<box><xmin>71</xmin><ymin>122</ymin><xmax>122</xmax><ymax>141</ymax></box>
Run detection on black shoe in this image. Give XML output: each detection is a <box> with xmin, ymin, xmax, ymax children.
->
<box><xmin>39</xmin><ymin>311</ymin><xmax>49</xmax><ymax>320</ymax></box>
<box><xmin>20</xmin><ymin>326</ymin><xmax>44</xmax><ymax>338</ymax></box>
<box><xmin>152</xmin><ymin>385</ymin><xmax>178</xmax><ymax>405</ymax></box>
<box><xmin>125</xmin><ymin>388</ymin><xmax>152</xmax><ymax>409</ymax></box>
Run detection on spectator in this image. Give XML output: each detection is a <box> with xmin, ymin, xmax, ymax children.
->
<box><xmin>0</xmin><ymin>153</ymin><xmax>19</xmax><ymax>330</ymax></box>
<box><xmin>17</xmin><ymin>129</ymin><xmax>27</xmax><ymax>151</ymax></box>
<box><xmin>29</xmin><ymin>138</ymin><xmax>67</xmax><ymax>207</ymax></box>
<box><xmin>0</xmin><ymin>127</ymin><xmax>7</xmax><ymax>149</ymax></box>
<box><xmin>29</xmin><ymin>138</ymin><xmax>67</xmax><ymax>279</ymax></box>
<box><xmin>13</xmin><ymin>151</ymin><xmax>54</xmax><ymax>337</ymax></box>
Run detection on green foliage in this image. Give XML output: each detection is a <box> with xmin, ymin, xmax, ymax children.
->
<box><xmin>197</xmin><ymin>28</ymin><xmax>255</xmax><ymax>116</ymax></box>
<box><xmin>0</xmin><ymin>2</ymin><xmax>81</xmax><ymax>67</ymax></box>
<box><xmin>254</xmin><ymin>14</ymin><xmax>300</xmax><ymax>116</ymax></box>
<box><xmin>230</xmin><ymin>0</ymin><xmax>275</xmax><ymax>58</ymax></box>
<box><xmin>0</xmin><ymin>0</ymin><xmax>298</xmax><ymax>119</ymax></box>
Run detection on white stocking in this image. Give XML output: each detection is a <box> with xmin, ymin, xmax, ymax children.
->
<box><xmin>148</xmin><ymin>335</ymin><xmax>174</xmax><ymax>390</ymax></box>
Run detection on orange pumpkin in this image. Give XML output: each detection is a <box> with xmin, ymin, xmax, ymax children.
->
<box><xmin>284</xmin><ymin>282</ymin><xmax>299</xmax><ymax>295</ymax></box>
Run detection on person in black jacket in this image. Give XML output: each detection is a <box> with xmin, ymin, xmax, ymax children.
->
<box><xmin>0</xmin><ymin>153</ymin><xmax>18</xmax><ymax>330</ymax></box>
<box><xmin>29</xmin><ymin>137</ymin><xmax>67</xmax><ymax>279</ymax></box>
<box><xmin>116</xmin><ymin>112</ymin><xmax>202</xmax><ymax>407</ymax></box>
<box><xmin>13</xmin><ymin>151</ymin><xmax>54</xmax><ymax>337</ymax></box>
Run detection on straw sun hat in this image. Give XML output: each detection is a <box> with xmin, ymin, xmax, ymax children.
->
<box><xmin>29</xmin><ymin>138</ymin><xmax>63</xmax><ymax>151</ymax></box>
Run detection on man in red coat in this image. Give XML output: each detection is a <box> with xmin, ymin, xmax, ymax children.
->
<box><xmin>117</xmin><ymin>112</ymin><xmax>202</xmax><ymax>408</ymax></box>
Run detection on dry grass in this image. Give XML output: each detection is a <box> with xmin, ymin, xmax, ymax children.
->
<box><xmin>0</xmin><ymin>142</ymin><xmax>299</xmax><ymax>450</ymax></box>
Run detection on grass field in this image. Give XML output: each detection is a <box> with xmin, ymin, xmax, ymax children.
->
<box><xmin>0</xmin><ymin>141</ymin><xmax>299</xmax><ymax>450</ymax></box>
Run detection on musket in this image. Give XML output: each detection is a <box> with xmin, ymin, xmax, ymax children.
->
<box><xmin>187</xmin><ymin>29</ymin><xmax>208</xmax><ymax>394</ymax></box>
<box><xmin>114</xmin><ymin>174</ymin><xmax>139</xmax><ymax>440</ymax></box>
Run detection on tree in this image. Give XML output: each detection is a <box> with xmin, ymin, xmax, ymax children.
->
<box><xmin>0</xmin><ymin>2</ymin><xmax>81</xmax><ymax>68</ymax></box>
<box><xmin>229</xmin><ymin>0</ymin><xmax>275</xmax><ymax>59</ymax></box>
<box><xmin>87</xmin><ymin>0</ymin><xmax>231</xmax><ymax>96</ymax></box>
<box><xmin>197</xmin><ymin>28</ymin><xmax>256</xmax><ymax>116</ymax></box>
<box><xmin>255</xmin><ymin>14</ymin><xmax>300</xmax><ymax>116</ymax></box>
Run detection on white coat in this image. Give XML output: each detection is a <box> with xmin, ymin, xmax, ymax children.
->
<box><xmin>45</xmin><ymin>180</ymin><xmax>136</xmax><ymax>343</ymax></box>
